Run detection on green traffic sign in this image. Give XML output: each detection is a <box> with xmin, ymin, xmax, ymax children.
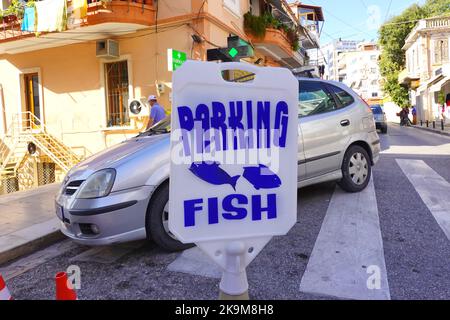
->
<box><xmin>168</xmin><ymin>49</ymin><xmax>187</xmax><ymax>72</ymax></box>
<box><xmin>228</xmin><ymin>47</ymin><xmax>238</xmax><ymax>58</ymax></box>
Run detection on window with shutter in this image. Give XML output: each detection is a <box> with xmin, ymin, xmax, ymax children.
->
<box><xmin>435</xmin><ymin>40</ymin><xmax>442</xmax><ymax>64</ymax></box>
<box><xmin>442</xmin><ymin>39</ymin><xmax>449</xmax><ymax>62</ymax></box>
<box><xmin>434</xmin><ymin>39</ymin><xmax>448</xmax><ymax>64</ymax></box>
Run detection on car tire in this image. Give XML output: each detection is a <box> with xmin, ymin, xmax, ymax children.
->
<box><xmin>146</xmin><ymin>182</ymin><xmax>194</xmax><ymax>252</ymax></box>
<box><xmin>337</xmin><ymin>145</ymin><xmax>371</xmax><ymax>193</ymax></box>
<box><xmin>381</xmin><ymin>126</ymin><xmax>388</xmax><ymax>134</ymax></box>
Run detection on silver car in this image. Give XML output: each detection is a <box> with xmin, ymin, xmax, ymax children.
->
<box><xmin>56</xmin><ymin>78</ymin><xmax>380</xmax><ymax>251</ymax></box>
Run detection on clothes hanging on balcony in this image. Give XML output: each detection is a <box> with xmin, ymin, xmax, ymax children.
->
<box><xmin>67</xmin><ymin>0</ymin><xmax>88</xmax><ymax>29</ymax></box>
<box><xmin>21</xmin><ymin>7</ymin><xmax>36</xmax><ymax>32</ymax></box>
<box><xmin>35</xmin><ymin>0</ymin><xmax>67</xmax><ymax>33</ymax></box>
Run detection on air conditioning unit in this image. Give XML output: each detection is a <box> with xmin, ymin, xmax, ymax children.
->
<box><xmin>96</xmin><ymin>39</ymin><xmax>119</xmax><ymax>59</ymax></box>
<box><xmin>128</xmin><ymin>98</ymin><xmax>149</xmax><ymax>118</ymax></box>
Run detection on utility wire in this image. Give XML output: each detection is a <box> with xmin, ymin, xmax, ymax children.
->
<box><xmin>307</xmin><ymin>0</ymin><xmax>373</xmax><ymax>39</ymax></box>
<box><xmin>384</xmin><ymin>0</ymin><xmax>393</xmax><ymax>22</ymax></box>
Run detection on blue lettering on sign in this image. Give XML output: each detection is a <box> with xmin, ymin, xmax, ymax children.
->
<box><xmin>183</xmin><ymin>194</ymin><xmax>277</xmax><ymax>227</ymax></box>
<box><xmin>177</xmin><ymin>100</ymin><xmax>289</xmax><ymax>155</ymax></box>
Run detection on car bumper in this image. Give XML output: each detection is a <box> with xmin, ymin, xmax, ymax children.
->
<box><xmin>375</xmin><ymin>122</ymin><xmax>387</xmax><ymax>129</ymax></box>
<box><xmin>368</xmin><ymin>130</ymin><xmax>381</xmax><ymax>165</ymax></box>
<box><xmin>56</xmin><ymin>185</ymin><xmax>155</xmax><ymax>245</ymax></box>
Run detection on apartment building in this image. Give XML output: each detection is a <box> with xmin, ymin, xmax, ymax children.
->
<box><xmin>321</xmin><ymin>39</ymin><xmax>360</xmax><ymax>81</ymax></box>
<box><xmin>0</xmin><ymin>0</ymin><xmax>317</xmax><ymax>194</ymax></box>
<box><xmin>289</xmin><ymin>1</ymin><xmax>323</xmax><ymax>77</ymax></box>
<box><xmin>341</xmin><ymin>42</ymin><xmax>383</xmax><ymax>104</ymax></box>
<box><xmin>400</xmin><ymin>16</ymin><xmax>450</xmax><ymax>121</ymax></box>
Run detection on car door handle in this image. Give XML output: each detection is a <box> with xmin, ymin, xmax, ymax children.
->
<box><xmin>340</xmin><ymin>119</ymin><xmax>350</xmax><ymax>127</ymax></box>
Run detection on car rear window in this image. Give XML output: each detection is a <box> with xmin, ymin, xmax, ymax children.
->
<box><xmin>370</xmin><ymin>106</ymin><xmax>383</xmax><ymax>114</ymax></box>
<box><xmin>298</xmin><ymin>81</ymin><xmax>338</xmax><ymax>117</ymax></box>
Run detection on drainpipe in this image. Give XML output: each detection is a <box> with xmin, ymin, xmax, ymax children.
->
<box><xmin>0</xmin><ymin>84</ymin><xmax>7</xmax><ymax>135</ymax></box>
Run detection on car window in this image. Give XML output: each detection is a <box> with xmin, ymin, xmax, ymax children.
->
<box><xmin>326</xmin><ymin>84</ymin><xmax>355</xmax><ymax>107</ymax></box>
<box><xmin>298</xmin><ymin>81</ymin><xmax>338</xmax><ymax>117</ymax></box>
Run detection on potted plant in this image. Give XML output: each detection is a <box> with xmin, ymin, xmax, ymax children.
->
<box><xmin>244</xmin><ymin>12</ymin><xmax>267</xmax><ymax>38</ymax></box>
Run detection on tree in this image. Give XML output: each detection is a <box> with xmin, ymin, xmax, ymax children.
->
<box><xmin>378</xmin><ymin>0</ymin><xmax>450</xmax><ymax>107</ymax></box>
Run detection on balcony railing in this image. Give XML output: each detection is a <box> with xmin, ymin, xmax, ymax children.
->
<box><xmin>0</xmin><ymin>0</ymin><xmax>155</xmax><ymax>43</ymax></box>
<box><xmin>426</xmin><ymin>16</ymin><xmax>450</xmax><ymax>29</ymax></box>
<box><xmin>247</xmin><ymin>27</ymin><xmax>294</xmax><ymax>56</ymax></box>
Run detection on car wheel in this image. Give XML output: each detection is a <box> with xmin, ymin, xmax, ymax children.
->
<box><xmin>381</xmin><ymin>126</ymin><xmax>388</xmax><ymax>134</ymax></box>
<box><xmin>146</xmin><ymin>182</ymin><xmax>194</xmax><ymax>252</ymax></box>
<box><xmin>337</xmin><ymin>145</ymin><xmax>371</xmax><ymax>193</ymax></box>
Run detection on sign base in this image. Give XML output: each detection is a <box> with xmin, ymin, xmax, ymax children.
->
<box><xmin>219</xmin><ymin>290</ymin><xmax>249</xmax><ymax>300</ymax></box>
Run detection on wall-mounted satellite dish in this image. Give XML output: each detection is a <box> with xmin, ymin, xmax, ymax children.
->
<box><xmin>128</xmin><ymin>98</ymin><xmax>149</xmax><ymax>118</ymax></box>
<box><xmin>129</xmin><ymin>99</ymin><xmax>142</xmax><ymax>115</ymax></box>
<box><xmin>28</xmin><ymin>142</ymin><xmax>37</xmax><ymax>155</ymax></box>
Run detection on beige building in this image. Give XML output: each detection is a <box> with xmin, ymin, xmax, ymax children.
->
<box><xmin>0</xmin><ymin>0</ymin><xmax>313</xmax><ymax>193</ymax></box>
<box><xmin>400</xmin><ymin>16</ymin><xmax>450</xmax><ymax>121</ymax></box>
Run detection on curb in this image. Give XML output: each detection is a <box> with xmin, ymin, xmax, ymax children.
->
<box><xmin>411</xmin><ymin>125</ymin><xmax>450</xmax><ymax>137</ymax></box>
<box><xmin>0</xmin><ymin>217</ymin><xmax>65</xmax><ymax>266</ymax></box>
<box><xmin>0</xmin><ymin>230</ymin><xmax>64</xmax><ymax>266</ymax></box>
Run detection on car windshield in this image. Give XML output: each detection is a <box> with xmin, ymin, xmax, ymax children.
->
<box><xmin>136</xmin><ymin>117</ymin><xmax>171</xmax><ymax>137</ymax></box>
<box><xmin>370</xmin><ymin>105</ymin><xmax>383</xmax><ymax>114</ymax></box>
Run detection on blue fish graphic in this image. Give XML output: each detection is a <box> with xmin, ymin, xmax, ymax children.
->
<box><xmin>243</xmin><ymin>165</ymin><xmax>282</xmax><ymax>190</ymax></box>
<box><xmin>189</xmin><ymin>162</ymin><xmax>240</xmax><ymax>190</ymax></box>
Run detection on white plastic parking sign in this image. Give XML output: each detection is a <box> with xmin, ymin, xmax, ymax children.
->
<box><xmin>169</xmin><ymin>61</ymin><xmax>298</xmax><ymax>250</ymax></box>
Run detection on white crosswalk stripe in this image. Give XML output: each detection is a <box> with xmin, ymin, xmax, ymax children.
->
<box><xmin>397</xmin><ymin>159</ymin><xmax>450</xmax><ymax>240</ymax></box>
<box><xmin>299</xmin><ymin>177</ymin><xmax>391</xmax><ymax>300</ymax></box>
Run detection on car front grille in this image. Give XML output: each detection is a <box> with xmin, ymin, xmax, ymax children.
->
<box><xmin>65</xmin><ymin>180</ymin><xmax>84</xmax><ymax>196</ymax></box>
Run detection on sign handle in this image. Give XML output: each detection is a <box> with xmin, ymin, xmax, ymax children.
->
<box><xmin>219</xmin><ymin>241</ymin><xmax>249</xmax><ymax>300</ymax></box>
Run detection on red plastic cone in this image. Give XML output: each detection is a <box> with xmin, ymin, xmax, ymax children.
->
<box><xmin>55</xmin><ymin>272</ymin><xmax>77</xmax><ymax>300</ymax></box>
<box><xmin>0</xmin><ymin>274</ymin><xmax>13</xmax><ymax>300</ymax></box>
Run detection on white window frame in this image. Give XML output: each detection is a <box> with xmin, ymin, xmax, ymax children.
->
<box><xmin>99</xmin><ymin>54</ymin><xmax>134</xmax><ymax>130</ymax></box>
<box><xmin>223</xmin><ymin>0</ymin><xmax>240</xmax><ymax>17</ymax></box>
<box><xmin>17</xmin><ymin>67</ymin><xmax>45</xmax><ymax>130</ymax></box>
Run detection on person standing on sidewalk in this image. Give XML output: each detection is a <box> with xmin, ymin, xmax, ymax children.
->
<box><xmin>399</xmin><ymin>108</ymin><xmax>405</xmax><ymax>126</ymax></box>
<box><xmin>440</xmin><ymin>103</ymin><xmax>447</xmax><ymax>124</ymax></box>
<box><xmin>146</xmin><ymin>95</ymin><xmax>166</xmax><ymax>130</ymax></box>
<box><xmin>412</xmin><ymin>106</ymin><xmax>417</xmax><ymax>125</ymax></box>
<box><xmin>404</xmin><ymin>107</ymin><xmax>411</xmax><ymax>126</ymax></box>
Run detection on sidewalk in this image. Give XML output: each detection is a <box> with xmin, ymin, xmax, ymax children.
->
<box><xmin>411</xmin><ymin>121</ymin><xmax>450</xmax><ymax>137</ymax></box>
<box><xmin>0</xmin><ymin>183</ymin><xmax>63</xmax><ymax>265</ymax></box>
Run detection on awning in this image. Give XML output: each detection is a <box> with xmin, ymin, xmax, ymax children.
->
<box><xmin>416</xmin><ymin>74</ymin><xmax>443</xmax><ymax>93</ymax></box>
<box><xmin>430</xmin><ymin>76</ymin><xmax>450</xmax><ymax>92</ymax></box>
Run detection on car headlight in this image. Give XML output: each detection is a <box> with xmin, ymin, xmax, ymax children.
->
<box><xmin>76</xmin><ymin>169</ymin><xmax>116</xmax><ymax>199</ymax></box>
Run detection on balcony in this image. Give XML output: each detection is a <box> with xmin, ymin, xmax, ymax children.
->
<box><xmin>298</xmin><ymin>24</ymin><xmax>319</xmax><ymax>49</ymax></box>
<box><xmin>398</xmin><ymin>68</ymin><xmax>420</xmax><ymax>89</ymax></box>
<box><xmin>404</xmin><ymin>16</ymin><xmax>450</xmax><ymax>51</ymax></box>
<box><xmin>247</xmin><ymin>28</ymin><xmax>303</xmax><ymax>68</ymax></box>
<box><xmin>425</xmin><ymin>16</ymin><xmax>450</xmax><ymax>29</ymax></box>
<box><xmin>0</xmin><ymin>0</ymin><xmax>156</xmax><ymax>54</ymax></box>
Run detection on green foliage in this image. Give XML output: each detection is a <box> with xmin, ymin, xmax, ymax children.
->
<box><xmin>244</xmin><ymin>12</ymin><xmax>300</xmax><ymax>51</ymax></box>
<box><xmin>0</xmin><ymin>0</ymin><xmax>36</xmax><ymax>20</ymax></box>
<box><xmin>378</xmin><ymin>0</ymin><xmax>450</xmax><ymax>107</ymax></box>
<box><xmin>244</xmin><ymin>12</ymin><xmax>267</xmax><ymax>38</ymax></box>
<box><xmin>438</xmin><ymin>91</ymin><xmax>446</xmax><ymax>105</ymax></box>
<box><xmin>422</xmin><ymin>0</ymin><xmax>450</xmax><ymax>17</ymax></box>
<box><xmin>4</xmin><ymin>0</ymin><xmax>25</xmax><ymax>17</ymax></box>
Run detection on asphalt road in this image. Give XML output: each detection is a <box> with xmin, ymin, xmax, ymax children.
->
<box><xmin>1</xmin><ymin>123</ymin><xmax>450</xmax><ymax>300</ymax></box>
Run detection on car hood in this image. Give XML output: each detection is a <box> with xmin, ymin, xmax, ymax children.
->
<box><xmin>67</xmin><ymin>134</ymin><xmax>169</xmax><ymax>181</ymax></box>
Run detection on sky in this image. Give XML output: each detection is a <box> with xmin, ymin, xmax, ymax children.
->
<box><xmin>288</xmin><ymin>0</ymin><xmax>426</xmax><ymax>45</ymax></box>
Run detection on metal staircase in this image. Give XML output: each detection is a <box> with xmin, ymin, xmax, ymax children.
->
<box><xmin>0</xmin><ymin>112</ymin><xmax>80</xmax><ymax>181</ymax></box>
